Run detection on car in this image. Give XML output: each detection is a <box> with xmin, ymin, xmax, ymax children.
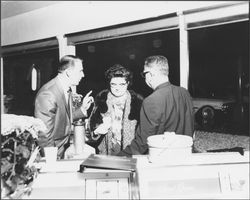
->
<box><xmin>192</xmin><ymin>98</ymin><xmax>236</xmax><ymax>128</ymax></box>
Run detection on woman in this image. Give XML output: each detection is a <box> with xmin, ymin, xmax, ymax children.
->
<box><xmin>87</xmin><ymin>64</ymin><xmax>143</xmax><ymax>155</ymax></box>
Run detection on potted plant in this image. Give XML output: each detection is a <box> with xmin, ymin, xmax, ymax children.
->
<box><xmin>1</xmin><ymin>114</ymin><xmax>46</xmax><ymax>199</ymax></box>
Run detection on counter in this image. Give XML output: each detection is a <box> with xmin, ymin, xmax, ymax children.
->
<box><xmin>136</xmin><ymin>151</ymin><xmax>249</xmax><ymax>199</ymax></box>
<box><xmin>24</xmin><ymin>159</ymin><xmax>85</xmax><ymax>199</ymax></box>
<box><xmin>25</xmin><ymin>151</ymin><xmax>249</xmax><ymax>199</ymax></box>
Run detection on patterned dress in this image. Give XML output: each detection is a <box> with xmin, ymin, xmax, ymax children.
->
<box><xmin>98</xmin><ymin>91</ymin><xmax>138</xmax><ymax>155</ymax></box>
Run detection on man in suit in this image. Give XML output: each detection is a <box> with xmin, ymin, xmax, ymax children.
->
<box><xmin>117</xmin><ymin>55</ymin><xmax>194</xmax><ymax>156</ymax></box>
<box><xmin>34</xmin><ymin>55</ymin><xmax>94</xmax><ymax>159</ymax></box>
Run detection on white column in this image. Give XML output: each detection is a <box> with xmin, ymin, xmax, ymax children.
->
<box><xmin>1</xmin><ymin>57</ymin><xmax>3</xmax><ymax>114</ymax></box>
<box><xmin>67</xmin><ymin>45</ymin><xmax>76</xmax><ymax>55</ymax></box>
<box><xmin>56</xmin><ymin>35</ymin><xmax>68</xmax><ymax>59</ymax></box>
<box><xmin>56</xmin><ymin>35</ymin><xmax>76</xmax><ymax>58</ymax></box>
<box><xmin>56</xmin><ymin>35</ymin><xmax>77</xmax><ymax>93</ymax></box>
<box><xmin>66</xmin><ymin>45</ymin><xmax>76</xmax><ymax>94</ymax></box>
<box><xmin>178</xmin><ymin>12</ymin><xmax>189</xmax><ymax>90</ymax></box>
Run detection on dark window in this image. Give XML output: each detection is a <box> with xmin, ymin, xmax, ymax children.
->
<box><xmin>3</xmin><ymin>49</ymin><xmax>59</xmax><ymax>115</ymax></box>
<box><xmin>76</xmin><ymin>30</ymin><xmax>179</xmax><ymax>98</ymax></box>
<box><xmin>189</xmin><ymin>21</ymin><xmax>249</xmax><ymax>100</ymax></box>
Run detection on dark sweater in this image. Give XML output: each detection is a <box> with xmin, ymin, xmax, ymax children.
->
<box><xmin>118</xmin><ymin>82</ymin><xmax>194</xmax><ymax>156</ymax></box>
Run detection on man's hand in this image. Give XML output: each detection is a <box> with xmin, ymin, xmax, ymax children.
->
<box><xmin>80</xmin><ymin>91</ymin><xmax>94</xmax><ymax>114</ymax></box>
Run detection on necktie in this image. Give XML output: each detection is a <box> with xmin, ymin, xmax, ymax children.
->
<box><xmin>67</xmin><ymin>87</ymin><xmax>73</xmax><ymax>129</ymax></box>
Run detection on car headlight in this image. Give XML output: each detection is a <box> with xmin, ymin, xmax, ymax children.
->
<box><xmin>222</xmin><ymin>104</ymin><xmax>229</xmax><ymax>112</ymax></box>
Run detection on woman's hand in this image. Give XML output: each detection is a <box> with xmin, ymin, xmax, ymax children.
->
<box><xmin>94</xmin><ymin>116</ymin><xmax>111</xmax><ymax>135</ymax></box>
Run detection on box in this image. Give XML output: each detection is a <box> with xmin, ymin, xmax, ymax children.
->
<box><xmin>79</xmin><ymin>154</ymin><xmax>138</xmax><ymax>199</ymax></box>
<box><xmin>82</xmin><ymin>168</ymin><xmax>135</xmax><ymax>199</ymax></box>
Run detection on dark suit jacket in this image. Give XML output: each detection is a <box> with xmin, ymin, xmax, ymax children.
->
<box><xmin>118</xmin><ymin>82</ymin><xmax>194</xmax><ymax>156</ymax></box>
<box><xmin>34</xmin><ymin>76</ymin><xmax>85</xmax><ymax>158</ymax></box>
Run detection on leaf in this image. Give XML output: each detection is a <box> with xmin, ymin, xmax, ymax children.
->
<box><xmin>1</xmin><ymin>161</ymin><xmax>13</xmax><ymax>175</ymax></box>
<box><xmin>15</xmin><ymin>145</ymin><xmax>30</xmax><ymax>159</ymax></box>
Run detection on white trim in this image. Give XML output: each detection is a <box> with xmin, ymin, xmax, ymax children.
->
<box><xmin>185</xmin><ymin>2</ymin><xmax>249</xmax><ymax>29</ymax></box>
<box><xmin>67</xmin><ymin>15</ymin><xmax>179</xmax><ymax>45</ymax></box>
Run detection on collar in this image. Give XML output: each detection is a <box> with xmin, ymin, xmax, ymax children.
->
<box><xmin>155</xmin><ymin>81</ymin><xmax>171</xmax><ymax>90</ymax></box>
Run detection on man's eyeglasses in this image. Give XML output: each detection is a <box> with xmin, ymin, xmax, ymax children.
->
<box><xmin>140</xmin><ymin>71</ymin><xmax>150</xmax><ymax>78</ymax></box>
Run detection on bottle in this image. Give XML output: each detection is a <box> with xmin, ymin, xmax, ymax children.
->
<box><xmin>73</xmin><ymin>119</ymin><xmax>85</xmax><ymax>155</ymax></box>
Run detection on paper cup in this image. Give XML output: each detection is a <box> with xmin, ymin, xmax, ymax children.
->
<box><xmin>44</xmin><ymin>147</ymin><xmax>58</xmax><ymax>164</ymax></box>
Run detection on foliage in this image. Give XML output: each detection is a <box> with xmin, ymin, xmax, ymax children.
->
<box><xmin>1</xmin><ymin>114</ymin><xmax>46</xmax><ymax>199</ymax></box>
<box><xmin>72</xmin><ymin>93</ymin><xmax>83</xmax><ymax>109</ymax></box>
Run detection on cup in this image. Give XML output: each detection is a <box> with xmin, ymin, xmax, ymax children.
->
<box><xmin>44</xmin><ymin>147</ymin><xmax>58</xmax><ymax>165</ymax></box>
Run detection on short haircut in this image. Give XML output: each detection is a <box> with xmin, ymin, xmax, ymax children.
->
<box><xmin>144</xmin><ymin>55</ymin><xmax>169</xmax><ymax>76</ymax></box>
<box><xmin>58</xmin><ymin>55</ymin><xmax>83</xmax><ymax>73</ymax></box>
<box><xmin>104</xmin><ymin>64</ymin><xmax>133</xmax><ymax>87</ymax></box>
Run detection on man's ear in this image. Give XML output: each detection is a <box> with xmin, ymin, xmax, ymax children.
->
<box><xmin>65</xmin><ymin>71</ymin><xmax>69</xmax><ymax>78</ymax></box>
<box><xmin>147</xmin><ymin>72</ymin><xmax>152</xmax><ymax>80</ymax></box>
<box><xmin>146</xmin><ymin>73</ymin><xmax>153</xmax><ymax>87</ymax></box>
<box><xmin>65</xmin><ymin>68</ymin><xmax>71</xmax><ymax>78</ymax></box>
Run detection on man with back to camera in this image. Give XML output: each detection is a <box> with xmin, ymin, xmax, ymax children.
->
<box><xmin>117</xmin><ymin>55</ymin><xmax>194</xmax><ymax>156</ymax></box>
<box><xmin>34</xmin><ymin>55</ymin><xmax>94</xmax><ymax>159</ymax></box>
